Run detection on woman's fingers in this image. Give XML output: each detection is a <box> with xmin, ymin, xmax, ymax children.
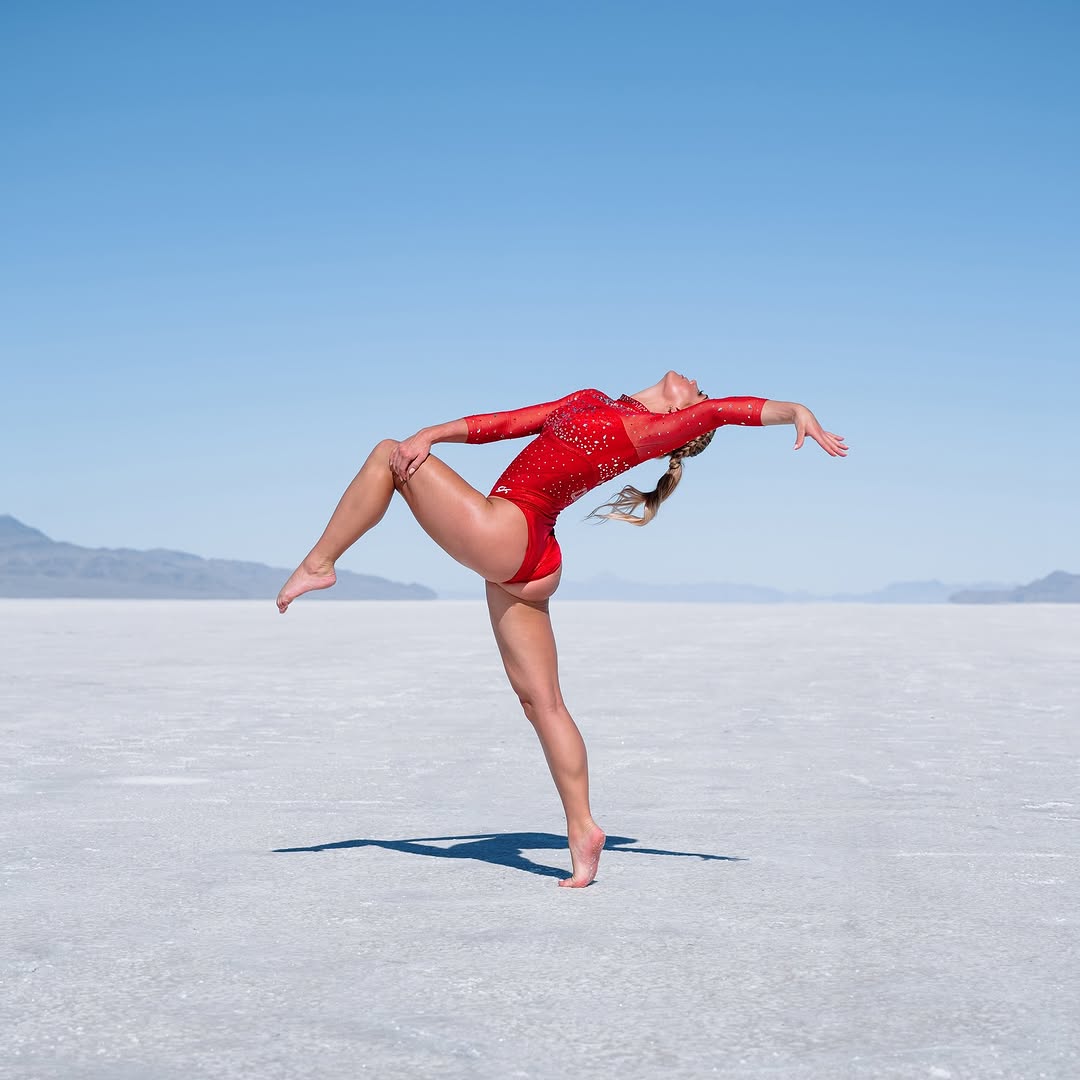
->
<box><xmin>789</xmin><ymin>413</ymin><xmax>848</xmax><ymax>457</ymax></box>
<box><xmin>389</xmin><ymin>438</ymin><xmax>428</xmax><ymax>482</ymax></box>
<box><xmin>389</xmin><ymin>449</ymin><xmax>413</xmax><ymax>482</ymax></box>
<box><xmin>393</xmin><ymin>449</ymin><xmax>429</xmax><ymax>483</ymax></box>
<box><xmin>808</xmin><ymin>429</ymin><xmax>848</xmax><ymax>457</ymax></box>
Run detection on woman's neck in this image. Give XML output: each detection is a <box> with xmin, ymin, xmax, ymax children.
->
<box><xmin>628</xmin><ymin>384</ymin><xmax>671</xmax><ymax>414</ymax></box>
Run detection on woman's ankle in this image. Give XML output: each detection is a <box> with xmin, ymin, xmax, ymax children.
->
<box><xmin>303</xmin><ymin>550</ymin><xmax>337</xmax><ymax>575</ymax></box>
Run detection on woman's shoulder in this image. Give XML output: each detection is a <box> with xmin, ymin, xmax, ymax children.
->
<box><xmin>572</xmin><ymin>388</ymin><xmax>627</xmax><ymax>405</ymax></box>
<box><xmin>551</xmin><ymin>388</ymin><xmax>638</xmax><ymax>412</ymax></box>
<box><xmin>552</xmin><ymin>387</ymin><xmax>608</xmax><ymax>408</ymax></box>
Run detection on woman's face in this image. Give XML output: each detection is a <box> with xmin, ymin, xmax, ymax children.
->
<box><xmin>662</xmin><ymin>370</ymin><xmax>707</xmax><ymax>410</ymax></box>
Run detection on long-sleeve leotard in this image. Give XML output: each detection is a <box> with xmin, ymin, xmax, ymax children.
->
<box><xmin>464</xmin><ymin>388</ymin><xmax>765</xmax><ymax>519</ymax></box>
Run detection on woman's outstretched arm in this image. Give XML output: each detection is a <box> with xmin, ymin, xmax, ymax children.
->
<box><xmin>760</xmin><ymin>400</ymin><xmax>848</xmax><ymax>457</ymax></box>
<box><xmin>627</xmin><ymin>395</ymin><xmax>847</xmax><ymax>460</ymax></box>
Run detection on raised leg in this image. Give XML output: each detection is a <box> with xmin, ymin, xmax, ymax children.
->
<box><xmin>277</xmin><ymin>439</ymin><xmax>532</xmax><ymax>612</ymax></box>
<box><xmin>276</xmin><ymin>439</ymin><xmax>399</xmax><ymax>612</ymax></box>
<box><xmin>485</xmin><ymin>580</ymin><xmax>605</xmax><ymax>887</ymax></box>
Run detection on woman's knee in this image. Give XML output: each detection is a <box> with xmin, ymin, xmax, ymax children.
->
<box><xmin>371</xmin><ymin>438</ymin><xmax>399</xmax><ymax>459</ymax></box>
<box><xmin>516</xmin><ymin>689</ymin><xmax>564</xmax><ymax>725</ymax></box>
<box><xmin>366</xmin><ymin>438</ymin><xmax>401</xmax><ymax>474</ymax></box>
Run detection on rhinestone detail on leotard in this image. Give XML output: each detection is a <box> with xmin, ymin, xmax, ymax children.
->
<box><xmin>464</xmin><ymin>388</ymin><xmax>766</xmax><ymax>518</ymax></box>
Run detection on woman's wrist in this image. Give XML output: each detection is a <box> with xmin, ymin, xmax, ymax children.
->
<box><xmin>760</xmin><ymin>400</ymin><xmax>799</xmax><ymax>426</ymax></box>
<box><xmin>424</xmin><ymin>419</ymin><xmax>468</xmax><ymax>445</ymax></box>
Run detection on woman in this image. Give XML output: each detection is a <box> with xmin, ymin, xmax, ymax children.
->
<box><xmin>277</xmin><ymin>371</ymin><xmax>847</xmax><ymax>887</ymax></box>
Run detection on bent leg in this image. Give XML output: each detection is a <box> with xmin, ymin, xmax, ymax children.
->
<box><xmin>277</xmin><ymin>439</ymin><xmax>400</xmax><ymax>612</ymax></box>
<box><xmin>485</xmin><ymin>580</ymin><xmax>605</xmax><ymax>887</ymax></box>
<box><xmin>278</xmin><ymin>439</ymin><xmax>531</xmax><ymax>612</ymax></box>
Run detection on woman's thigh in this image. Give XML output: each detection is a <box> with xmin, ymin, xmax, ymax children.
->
<box><xmin>395</xmin><ymin>452</ymin><xmax>528</xmax><ymax>582</ymax></box>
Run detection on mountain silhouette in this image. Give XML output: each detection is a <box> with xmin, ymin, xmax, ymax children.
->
<box><xmin>0</xmin><ymin>515</ymin><xmax>435</xmax><ymax>600</ymax></box>
<box><xmin>950</xmin><ymin>570</ymin><xmax>1080</xmax><ymax>604</ymax></box>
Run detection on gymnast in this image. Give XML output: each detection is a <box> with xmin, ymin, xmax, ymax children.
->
<box><xmin>277</xmin><ymin>371</ymin><xmax>847</xmax><ymax>887</ymax></box>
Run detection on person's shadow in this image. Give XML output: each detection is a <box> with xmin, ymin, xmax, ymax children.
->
<box><xmin>273</xmin><ymin>831</ymin><xmax>745</xmax><ymax>880</ymax></box>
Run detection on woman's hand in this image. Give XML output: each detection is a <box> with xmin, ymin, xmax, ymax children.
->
<box><xmin>793</xmin><ymin>404</ymin><xmax>848</xmax><ymax>457</ymax></box>
<box><xmin>390</xmin><ymin>430</ymin><xmax>433</xmax><ymax>483</ymax></box>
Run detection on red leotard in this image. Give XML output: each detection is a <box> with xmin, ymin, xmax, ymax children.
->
<box><xmin>464</xmin><ymin>389</ymin><xmax>766</xmax><ymax>584</ymax></box>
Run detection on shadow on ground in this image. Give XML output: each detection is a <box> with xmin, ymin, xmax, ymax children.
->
<box><xmin>274</xmin><ymin>831</ymin><xmax>745</xmax><ymax>880</ymax></box>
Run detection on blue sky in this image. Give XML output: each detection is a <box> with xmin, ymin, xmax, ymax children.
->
<box><xmin>3</xmin><ymin>2</ymin><xmax>1077</xmax><ymax>593</ymax></box>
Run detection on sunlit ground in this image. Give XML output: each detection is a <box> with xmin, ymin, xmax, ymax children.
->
<box><xmin>3</xmin><ymin>601</ymin><xmax>1077</xmax><ymax>1079</ymax></box>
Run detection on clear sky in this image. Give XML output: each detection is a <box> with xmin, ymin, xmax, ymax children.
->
<box><xmin>3</xmin><ymin>2</ymin><xmax>1077</xmax><ymax>594</ymax></box>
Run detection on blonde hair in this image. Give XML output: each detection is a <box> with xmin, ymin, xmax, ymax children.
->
<box><xmin>589</xmin><ymin>428</ymin><xmax>716</xmax><ymax>526</ymax></box>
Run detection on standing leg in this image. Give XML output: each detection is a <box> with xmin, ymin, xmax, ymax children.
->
<box><xmin>485</xmin><ymin>580</ymin><xmax>605</xmax><ymax>887</ymax></box>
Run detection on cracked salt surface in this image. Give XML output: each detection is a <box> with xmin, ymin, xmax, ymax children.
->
<box><xmin>2</xmin><ymin>599</ymin><xmax>1078</xmax><ymax>1079</ymax></box>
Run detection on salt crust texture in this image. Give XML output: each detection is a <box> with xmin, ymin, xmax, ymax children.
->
<box><xmin>2</xmin><ymin>600</ymin><xmax>1078</xmax><ymax>1080</ymax></box>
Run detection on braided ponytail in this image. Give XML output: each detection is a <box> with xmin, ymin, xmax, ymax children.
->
<box><xmin>589</xmin><ymin>428</ymin><xmax>715</xmax><ymax>526</ymax></box>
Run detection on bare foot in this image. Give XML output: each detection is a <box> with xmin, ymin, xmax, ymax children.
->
<box><xmin>558</xmin><ymin>822</ymin><xmax>605</xmax><ymax>888</ymax></box>
<box><xmin>276</xmin><ymin>555</ymin><xmax>336</xmax><ymax>613</ymax></box>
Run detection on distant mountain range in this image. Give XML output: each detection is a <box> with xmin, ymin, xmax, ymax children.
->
<box><xmin>557</xmin><ymin>572</ymin><xmax>1080</xmax><ymax>603</ymax></box>
<box><xmin>949</xmin><ymin>570</ymin><xmax>1080</xmax><ymax>604</ymax></box>
<box><xmin>2</xmin><ymin>515</ymin><xmax>1075</xmax><ymax>603</ymax></box>
<box><xmin>552</xmin><ymin>574</ymin><xmax>1023</xmax><ymax>603</ymax></box>
<box><xmin>0</xmin><ymin>515</ymin><xmax>435</xmax><ymax>600</ymax></box>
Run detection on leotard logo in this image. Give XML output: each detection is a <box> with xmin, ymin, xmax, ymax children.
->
<box><xmin>495</xmin><ymin>486</ymin><xmax>512</xmax><ymax>494</ymax></box>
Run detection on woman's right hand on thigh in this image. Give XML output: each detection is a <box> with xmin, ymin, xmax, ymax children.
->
<box><xmin>390</xmin><ymin>431</ymin><xmax>433</xmax><ymax>483</ymax></box>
